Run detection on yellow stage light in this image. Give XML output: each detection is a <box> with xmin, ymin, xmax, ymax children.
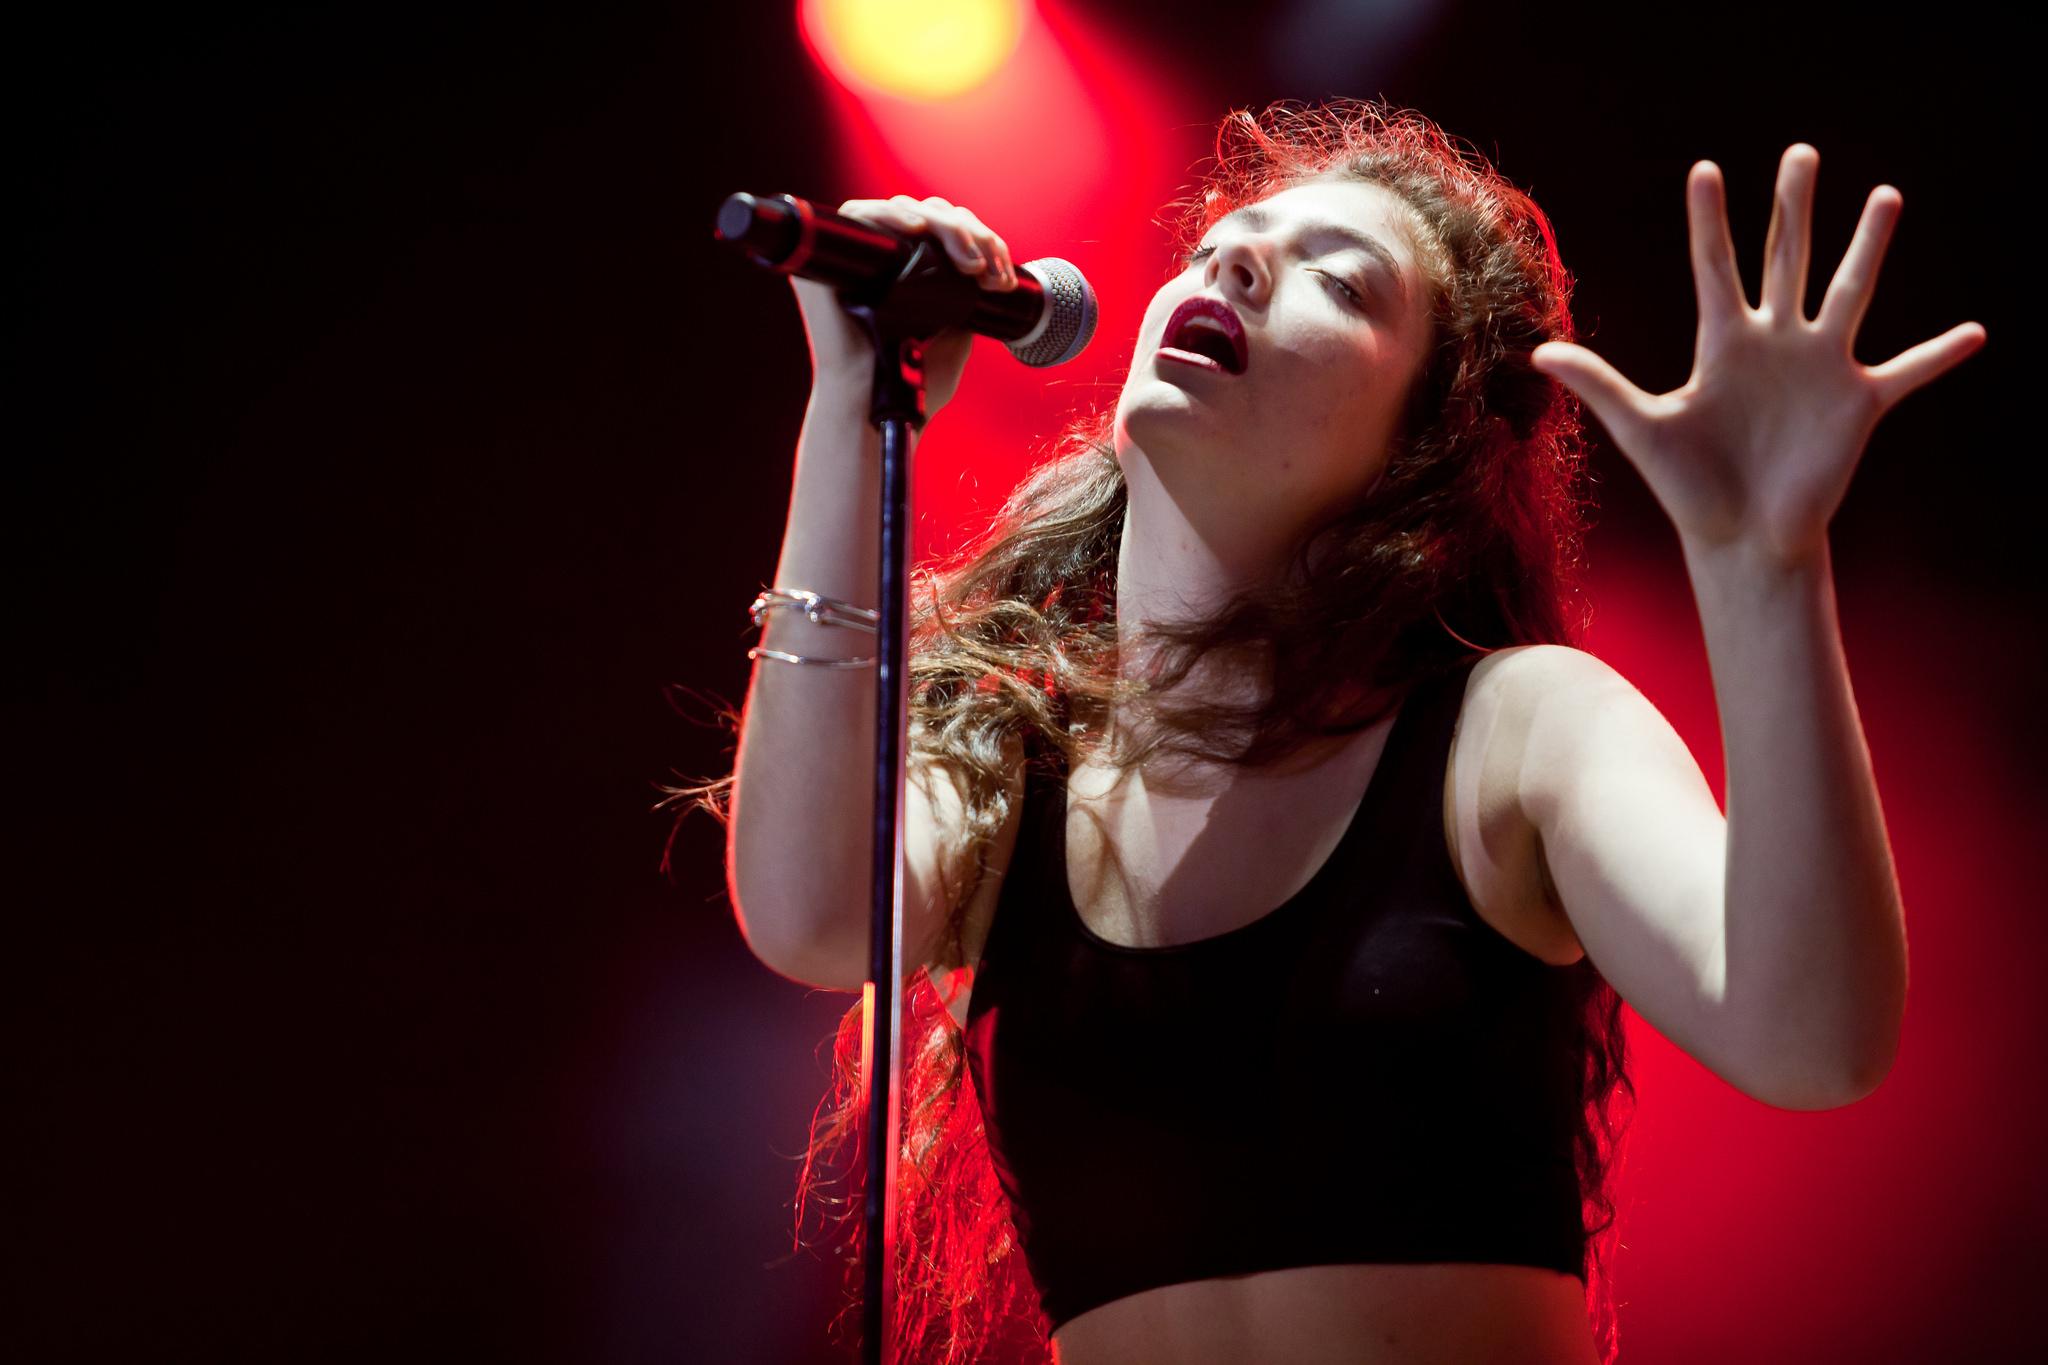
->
<box><xmin>801</xmin><ymin>0</ymin><xmax>1026</xmax><ymax>101</ymax></box>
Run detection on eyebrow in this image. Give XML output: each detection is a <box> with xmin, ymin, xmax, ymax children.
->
<box><xmin>1212</xmin><ymin>204</ymin><xmax>1409</xmax><ymax>301</ymax></box>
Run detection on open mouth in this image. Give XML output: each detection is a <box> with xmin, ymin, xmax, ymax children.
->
<box><xmin>1162</xmin><ymin>296</ymin><xmax>1248</xmax><ymax>376</ymax></box>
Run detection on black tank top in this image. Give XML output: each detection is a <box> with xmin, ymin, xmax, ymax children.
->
<box><xmin>962</xmin><ymin>653</ymin><xmax>1587</xmax><ymax>1332</ymax></box>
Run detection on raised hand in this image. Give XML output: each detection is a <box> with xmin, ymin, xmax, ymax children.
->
<box><xmin>1529</xmin><ymin>144</ymin><xmax>1987</xmax><ymax>568</ymax></box>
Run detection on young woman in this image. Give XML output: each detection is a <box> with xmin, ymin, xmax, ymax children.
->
<box><xmin>687</xmin><ymin>98</ymin><xmax>1982</xmax><ymax>1365</ymax></box>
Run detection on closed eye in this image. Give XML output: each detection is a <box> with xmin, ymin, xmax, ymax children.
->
<box><xmin>1316</xmin><ymin>271</ymin><xmax>1362</xmax><ymax>305</ymax></box>
<box><xmin>1183</xmin><ymin>244</ymin><xmax>1364</xmax><ymax>308</ymax></box>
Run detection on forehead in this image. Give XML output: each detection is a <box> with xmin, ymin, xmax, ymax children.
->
<box><xmin>1219</xmin><ymin>179</ymin><xmax>1414</xmax><ymax>241</ymax></box>
<box><xmin>1213</xmin><ymin>180</ymin><xmax>1423</xmax><ymax>292</ymax></box>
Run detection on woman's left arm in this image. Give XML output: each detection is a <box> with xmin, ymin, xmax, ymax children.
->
<box><xmin>1529</xmin><ymin>144</ymin><xmax>1987</xmax><ymax>1102</ymax></box>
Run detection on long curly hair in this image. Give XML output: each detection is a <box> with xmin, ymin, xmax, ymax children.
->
<box><xmin>660</xmin><ymin>96</ymin><xmax>1636</xmax><ymax>1365</ymax></box>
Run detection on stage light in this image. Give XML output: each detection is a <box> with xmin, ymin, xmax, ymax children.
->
<box><xmin>799</xmin><ymin>0</ymin><xmax>1027</xmax><ymax>102</ymax></box>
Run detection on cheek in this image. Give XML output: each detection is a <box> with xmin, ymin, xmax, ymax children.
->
<box><xmin>1301</xmin><ymin>345</ymin><xmax>1411</xmax><ymax>474</ymax></box>
<box><xmin>1334</xmin><ymin>333</ymin><xmax>1415</xmax><ymax>415</ymax></box>
<box><xmin>1289</xmin><ymin>336</ymin><xmax>1394</xmax><ymax>421</ymax></box>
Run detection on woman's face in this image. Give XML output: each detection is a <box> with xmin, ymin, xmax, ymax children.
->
<box><xmin>1114</xmin><ymin>177</ymin><xmax>1436</xmax><ymax>562</ymax></box>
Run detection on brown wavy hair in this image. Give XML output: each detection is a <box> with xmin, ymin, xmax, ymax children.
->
<box><xmin>659</xmin><ymin>96</ymin><xmax>1636</xmax><ymax>1364</ymax></box>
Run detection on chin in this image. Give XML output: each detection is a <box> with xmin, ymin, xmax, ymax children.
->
<box><xmin>1122</xmin><ymin>394</ymin><xmax>1212</xmax><ymax>470</ymax></box>
<box><xmin>1118</xmin><ymin>380</ymin><xmax>1222</xmax><ymax>447</ymax></box>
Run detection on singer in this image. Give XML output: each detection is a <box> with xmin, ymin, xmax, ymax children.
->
<box><xmin>683</xmin><ymin>97</ymin><xmax>1981</xmax><ymax>1365</ymax></box>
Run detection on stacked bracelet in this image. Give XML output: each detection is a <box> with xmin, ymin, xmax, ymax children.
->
<box><xmin>747</xmin><ymin>586</ymin><xmax>880</xmax><ymax>667</ymax></box>
<box><xmin>748</xmin><ymin>587</ymin><xmax>879</xmax><ymax>633</ymax></box>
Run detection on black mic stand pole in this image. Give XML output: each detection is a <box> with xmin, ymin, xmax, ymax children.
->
<box><xmin>717</xmin><ymin>191</ymin><xmax>1094</xmax><ymax>1361</ymax></box>
<box><xmin>832</xmin><ymin>236</ymin><xmax>972</xmax><ymax>1365</ymax></box>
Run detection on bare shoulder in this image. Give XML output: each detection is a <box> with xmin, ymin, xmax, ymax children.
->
<box><xmin>1444</xmin><ymin>644</ymin><xmax>1601</xmax><ymax>965</ymax></box>
<box><xmin>1469</xmin><ymin>642</ymin><xmax>1632</xmax><ymax>743</ymax></box>
<box><xmin>1489</xmin><ymin>641</ymin><xmax>1626</xmax><ymax>692</ymax></box>
<box><xmin>922</xmin><ymin>728</ymin><xmax>1031</xmax><ymax>1028</ymax></box>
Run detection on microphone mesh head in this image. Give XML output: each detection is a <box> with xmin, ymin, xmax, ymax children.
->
<box><xmin>1008</xmin><ymin>257</ymin><xmax>1098</xmax><ymax>368</ymax></box>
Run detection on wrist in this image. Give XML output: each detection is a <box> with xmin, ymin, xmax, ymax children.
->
<box><xmin>808</xmin><ymin>374</ymin><xmax>946</xmax><ymax>427</ymax></box>
<box><xmin>1678</xmin><ymin>530</ymin><xmax>1833</xmax><ymax>583</ymax></box>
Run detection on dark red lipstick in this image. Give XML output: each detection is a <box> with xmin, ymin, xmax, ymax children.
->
<box><xmin>1160</xmin><ymin>296</ymin><xmax>1248</xmax><ymax>376</ymax></box>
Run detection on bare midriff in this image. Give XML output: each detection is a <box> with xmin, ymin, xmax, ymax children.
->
<box><xmin>1049</xmin><ymin>1262</ymin><xmax>1599</xmax><ymax>1365</ymax></box>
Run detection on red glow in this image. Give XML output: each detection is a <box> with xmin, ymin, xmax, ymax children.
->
<box><xmin>773</xmin><ymin>11</ymin><xmax>2016</xmax><ymax>1358</ymax></box>
<box><xmin>799</xmin><ymin>2</ymin><xmax>1205</xmax><ymax>565</ymax></box>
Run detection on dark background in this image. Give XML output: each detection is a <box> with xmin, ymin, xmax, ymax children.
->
<box><xmin>11</xmin><ymin>3</ymin><xmax>2034</xmax><ymax>1362</ymax></box>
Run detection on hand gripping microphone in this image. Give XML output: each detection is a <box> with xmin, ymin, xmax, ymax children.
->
<box><xmin>713</xmin><ymin>192</ymin><xmax>1098</xmax><ymax>368</ymax></box>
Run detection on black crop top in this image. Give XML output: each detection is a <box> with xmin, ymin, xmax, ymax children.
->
<box><xmin>962</xmin><ymin>654</ymin><xmax>1587</xmax><ymax>1332</ymax></box>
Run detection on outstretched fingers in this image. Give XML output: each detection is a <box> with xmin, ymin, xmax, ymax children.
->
<box><xmin>1761</xmin><ymin>144</ymin><xmax>1819</xmax><ymax>321</ymax></box>
<box><xmin>1688</xmin><ymin>160</ymin><xmax>1748</xmax><ymax>325</ymax></box>
<box><xmin>1530</xmin><ymin>340</ymin><xmax>1655</xmax><ymax>455</ymax></box>
<box><xmin>1866</xmin><ymin>322</ymin><xmax>1989</xmax><ymax>412</ymax></box>
<box><xmin>1815</xmin><ymin>184</ymin><xmax>1903</xmax><ymax>343</ymax></box>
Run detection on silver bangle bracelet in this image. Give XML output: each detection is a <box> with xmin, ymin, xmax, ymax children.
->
<box><xmin>747</xmin><ymin>646</ymin><xmax>877</xmax><ymax>668</ymax></box>
<box><xmin>748</xmin><ymin>587</ymin><xmax>880</xmax><ymax>634</ymax></box>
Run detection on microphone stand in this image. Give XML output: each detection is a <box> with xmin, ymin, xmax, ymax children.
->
<box><xmin>833</xmin><ymin>237</ymin><xmax>962</xmax><ymax>1365</ymax></box>
<box><xmin>717</xmin><ymin>191</ymin><xmax>1093</xmax><ymax>1360</ymax></box>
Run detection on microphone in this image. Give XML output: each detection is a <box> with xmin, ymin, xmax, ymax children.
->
<box><xmin>713</xmin><ymin>191</ymin><xmax>1098</xmax><ymax>368</ymax></box>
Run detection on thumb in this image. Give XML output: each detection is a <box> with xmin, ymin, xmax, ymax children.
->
<box><xmin>1530</xmin><ymin>341</ymin><xmax>1644</xmax><ymax>449</ymax></box>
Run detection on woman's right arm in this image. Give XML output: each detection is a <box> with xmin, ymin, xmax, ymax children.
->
<box><xmin>727</xmin><ymin>197</ymin><xmax>1018</xmax><ymax>989</ymax></box>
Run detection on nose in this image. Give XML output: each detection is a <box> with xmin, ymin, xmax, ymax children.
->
<box><xmin>1206</xmin><ymin>232</ymin><xmax>1270</xmax><ymax>307</ymax></box>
